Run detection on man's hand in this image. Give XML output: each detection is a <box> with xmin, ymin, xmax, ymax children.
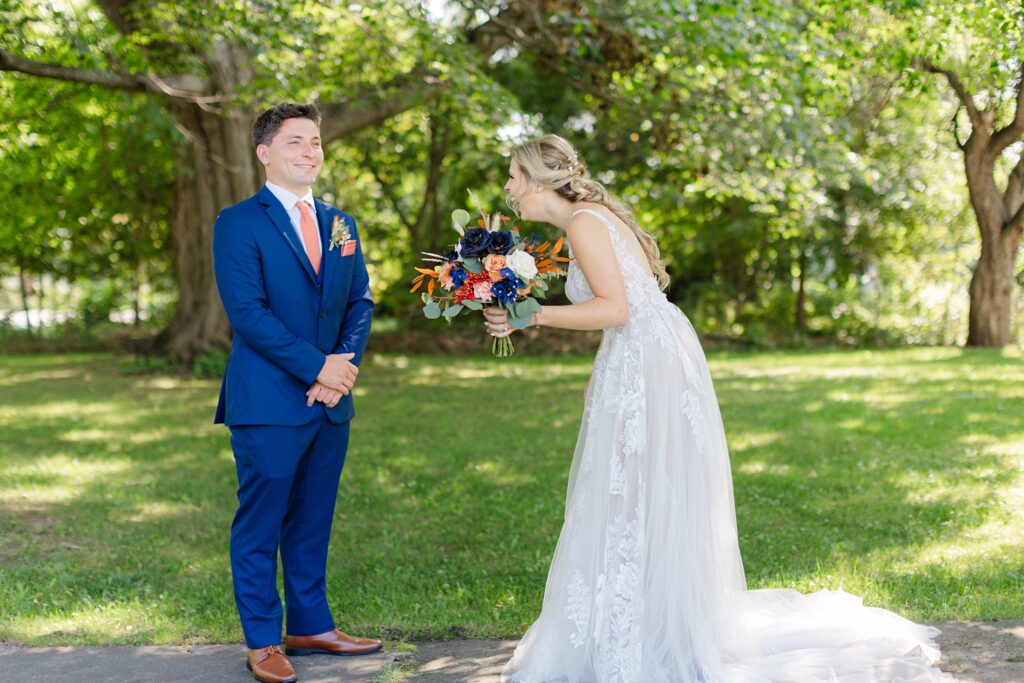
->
<box><xmin>307</xmin><ymin>381</ymin><xmax>344</xmax><ymax>408</ymax></box>
<box><xmin>316</xmin><ymin>352</ymin><xmax>358</xmax><ymax>393</ymax></box>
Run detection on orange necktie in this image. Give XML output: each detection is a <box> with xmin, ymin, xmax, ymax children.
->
<box><xmin>295</xmin><ymin>200</ymin><xmax>321</xmax><ymax>274</ymax></box>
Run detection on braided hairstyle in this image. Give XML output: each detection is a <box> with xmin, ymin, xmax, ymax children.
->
<box><xmin>508</xmin><ymin>134</ymin><xmax>669</xmax><ymax>290</ymax></box>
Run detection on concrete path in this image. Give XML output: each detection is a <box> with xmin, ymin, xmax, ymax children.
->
<box><xmin>0</xmin><ymin>622</ymin><xmax>1020</xmax><ymax>682</ymax></box>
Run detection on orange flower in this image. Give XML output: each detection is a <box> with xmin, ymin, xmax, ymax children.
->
<box><xmin>438</xmin><ymin>262</ymin><xmax>454</xmax><ymax>289</ymax></box>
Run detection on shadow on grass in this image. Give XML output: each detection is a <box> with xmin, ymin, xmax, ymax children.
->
<box><xmin>0</xmin><ymin>349</ymin><xmax>1020</xmax><ymax>644</ymax></box>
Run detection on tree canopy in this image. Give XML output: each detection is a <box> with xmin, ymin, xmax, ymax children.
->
<box><xmin>1</xmin><ymin>0</ymin><xmax>1020</xmax><ymax>351</ymax></box>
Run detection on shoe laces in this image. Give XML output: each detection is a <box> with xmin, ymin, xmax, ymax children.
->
<box><xmin>254</xmin><ymin>644</ymin><xmax>285</xmax><ymax>663</ymax></box>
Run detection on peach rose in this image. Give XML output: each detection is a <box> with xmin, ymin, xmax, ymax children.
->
<box><xmin>483</xmin><ymin>254</ymin><xmax>507</xmax><ymax>272</ymax></box>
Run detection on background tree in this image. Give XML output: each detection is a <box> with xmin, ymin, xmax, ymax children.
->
<box><xmin>888</xmin><ymin>0</ymin><xmax>1024</xmax><ymax>347</ymax></box>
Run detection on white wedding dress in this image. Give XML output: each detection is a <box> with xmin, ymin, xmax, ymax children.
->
<box><xmin>502</xmin><ymin>208</ymin><xmax>953</xmax><ymax>683</ymax></box>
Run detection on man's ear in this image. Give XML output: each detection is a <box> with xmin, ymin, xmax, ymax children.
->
<box><xmin>255</xmin><ymin>144</ymin><xmax>270</xmax><ymax>165</ymax></box>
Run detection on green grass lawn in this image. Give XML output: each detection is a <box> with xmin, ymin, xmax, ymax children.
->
<box><xmin>0</xmin><ymin>347</ymin><xmax>1021</xmax><ymax>646</ymax></box>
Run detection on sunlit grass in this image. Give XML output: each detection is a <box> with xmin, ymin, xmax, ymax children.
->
<box><xmin>0</xmin><ymin>347</ymin><xmax>1020</xmax><ymax>645</ymax></box>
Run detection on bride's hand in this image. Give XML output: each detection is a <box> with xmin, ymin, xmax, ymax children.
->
<box><xmin>484</xmin><ymin>306</ymin><xmax>514</xmax><ymax>337</ymax></box>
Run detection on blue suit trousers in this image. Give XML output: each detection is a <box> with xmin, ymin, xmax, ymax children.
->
<box><xmin>228</xmin><ymin>416</ymin><xmax>350</xmax><ymax>648</ymax></box>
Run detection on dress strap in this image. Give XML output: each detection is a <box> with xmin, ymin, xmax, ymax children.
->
<box><xmin>571</xmin><ymin>208</ymin><xmax>615</xmax><ymax>228</ymax></box>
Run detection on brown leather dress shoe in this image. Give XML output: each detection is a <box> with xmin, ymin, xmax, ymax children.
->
<box><xmin>246</xmin><ymin>644</ymin><xmax>297</xmax><ymax>683</ymax></box>
<box><xmin>285</xmin><ymin>628</ymin><xmax>383</xmax><ymax>657</ymax></box>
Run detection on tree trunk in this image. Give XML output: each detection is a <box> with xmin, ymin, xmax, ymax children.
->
<box><xmin>37</xmin><ymin>273</ymin><xmax>46</xmax><ymax>329</ymax></box>
<box><xmin>795</xmin><ymin>246</ymin><xmax>807</xmax><ymax>331</ymax></box>
<box><xmin>131</xmin><ymin>261</ymin><xmax>141</xmax><ymax>327</ymax></box>
<box><xmin>966</xmin><ymin>228</ymin><xmax>1019</xmax><ymax>346</ymax></box>
<box><xmin>963</xmin><ymin>145</ymin><xmax>1021</xmax><ymax>347</ymax></box>
<box><xmin>159</xmin><ymin>102</ymin><xmax>262</xmax><ymax>359</ymax></box>
<box><xmin>18</xmin><ymin>264</ymin><xmax>33</xmax><ymax>334</ymax></box>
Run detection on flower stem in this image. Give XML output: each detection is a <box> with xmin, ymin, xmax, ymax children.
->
<box><xmin>491</xmin><ymin>335</ymin><xmax>515</xmax><ymax>357</ymax></box>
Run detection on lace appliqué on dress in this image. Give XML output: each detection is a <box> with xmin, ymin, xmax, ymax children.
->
<box><xmin>566</xmin><ymin>570</ymin><xmax>591</xmax><ymax>648</ymax></box>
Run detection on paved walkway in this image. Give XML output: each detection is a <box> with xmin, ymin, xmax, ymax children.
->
<box><xmin>1</xmin><ymin>622</ymin><xmax>1021</xmax><ymax>682</ymax></box>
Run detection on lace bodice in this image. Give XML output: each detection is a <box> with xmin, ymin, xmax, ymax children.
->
<box><xmin>564</xmin><ymin>208</ymin><xmax>670</xmax><ymax>314</ymax></box>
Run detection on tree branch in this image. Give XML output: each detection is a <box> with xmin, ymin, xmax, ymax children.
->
<box><xmin>922</xmin><ymin>61</ymin><xmax>984</xmax><ymax>130</ymax></box>
<box><xmin>0</xmin><ymin>47</ymin><xmax>146</xmax><ymax>91</ymax></box>
<box><xmin>1008</xmin><ymin>203</ymin><xmax>1024</xmax><ymax>235</ymax></box>
<box><xmin>465</xmin><ymin>2</ymin><xmax>538</xmax><ymax>60</ymax></box>
<box><xmin>94</xmin><ymin>0</ymin><xmax>140</xmax><ymax>37</ymax></box>
<box><xmin>988</xmin><ymin>63</ymin><xmax>1024</xmax><ymax>158</ymax></box>
<box><xmin>1004</xmin><ymin>154</ymin><xmax>1024</xmax><ymax>234</ymax></box>
<box><xmin>951</xmin><ymin>106</ymin><xmax>966</xmax><ymax>149</ymax></box>
<box><xmin>94</xmin><ymin>0</ymin><xmax>187</xmax><ymax>61</ymax></box>
<box><xmin>319</xmin><ymin>70</ymin><xmax>445</xmax><ymax>145</ymax></box>
<box><xmin>0</xmin><ymin>47</ymin><xmax>214</xmax><ymax>104</ymax></box>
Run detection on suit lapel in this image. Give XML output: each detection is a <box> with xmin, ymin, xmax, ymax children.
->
<box><xmin>258</xmin><ymin>186</ymin><xmax>317</xmax><ymax>286</ymax></box>
<box><xmin>316</xmin><ymin>198</ymin><xmax>340</xmax><ymax>299</ymax></box>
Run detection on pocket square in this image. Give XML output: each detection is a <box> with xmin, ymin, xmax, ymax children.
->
<box><xmin>341</xmin><ymin>240</ymin><xmax>357</xmax><ymax>257</ymax></box>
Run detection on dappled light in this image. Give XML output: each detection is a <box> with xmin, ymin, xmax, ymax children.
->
<box><xmin>0</xmin><ymin>350</ymin><xmax>1021</xmax><ymax>646</ymax></box>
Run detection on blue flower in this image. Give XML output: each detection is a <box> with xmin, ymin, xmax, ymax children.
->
<box><xmin>459</xmin><ymin>227</ymin><xmax>492</xmax><ymax>258</ymax></box>
<box><xmin>499</xmin><ymin>268</ymin><xmax>524</xmax><ymax>289</ymax></box>
<box><xmin>488</xmin><ymin>231</ymin><xmax>514</xmax><ymax>255</ymax></box>
<box><xmin>490</xmin><ymin>279</ymin><xmax>518</xmax><ymax>303</ymax></box>
<box><xmin>451</xmin><ymin>266</ymin><xmax>468</xmax><ymax>289</ymax></box>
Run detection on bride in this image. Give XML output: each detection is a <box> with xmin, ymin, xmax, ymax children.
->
<box><xmin>484</xmin><ymin>134</ymin><xmax>952</xmax><ymax>683</ymax></box>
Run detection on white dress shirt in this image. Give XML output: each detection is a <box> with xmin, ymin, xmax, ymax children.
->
<box><xmin>265</xmin><ymin>181</ymin><xmax>323</xmax><ymax>257</ymax></box>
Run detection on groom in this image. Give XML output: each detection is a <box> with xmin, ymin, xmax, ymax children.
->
<box><xmin>212</xmin><ymin>102</ymin><xmax>379</xmax><ymax>683</ymax></box>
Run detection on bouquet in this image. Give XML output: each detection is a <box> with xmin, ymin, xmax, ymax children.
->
<box><xmin>411</xmin><ymin>192</ymin><xmax>570</xmax><ymax>356</ymax></box>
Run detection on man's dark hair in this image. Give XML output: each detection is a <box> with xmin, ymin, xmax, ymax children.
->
<box><xmin>252</xmin><ymin>103</ymin><xmax>321</xmax><ymax>149</ymax></box>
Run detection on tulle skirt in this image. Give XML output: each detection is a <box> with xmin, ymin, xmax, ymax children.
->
<box><xmin>502</xmin><ymin>304</ymin><xmax>952</xmax><ymax>683</ymax></box>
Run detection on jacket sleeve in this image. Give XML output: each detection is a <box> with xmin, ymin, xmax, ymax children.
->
<box><xmin>213</xmin><ymin>209</ymin><xmax>325</xmax><ymax>384</ymax></box>
<box><xmin>333</xmin><ymin>218</ymin><xmax>374</xmax><ymax>366</ymax></box>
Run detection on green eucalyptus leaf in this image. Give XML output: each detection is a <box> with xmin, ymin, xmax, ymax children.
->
<box><xmin>508</xmin><ymin>314</ymin><xmax>533</xmax><ymax>330</ymax></box>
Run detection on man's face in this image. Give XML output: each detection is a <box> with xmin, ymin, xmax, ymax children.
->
<box><xmin>256</xmin><ymin>117</ymin><xmax>323</xmax><ymax>192</ymax></box>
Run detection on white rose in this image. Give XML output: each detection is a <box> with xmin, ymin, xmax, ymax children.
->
<box><xmin>505</xmin><ymin>249</ymin><xmax>538</xmax><ymax>280</ymax></box>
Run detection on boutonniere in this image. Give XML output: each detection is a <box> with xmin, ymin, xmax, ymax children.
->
<box><xmin>328</xmin><ymin>215</ymin><xmax>352</xmax><ymax>252</ymax></box>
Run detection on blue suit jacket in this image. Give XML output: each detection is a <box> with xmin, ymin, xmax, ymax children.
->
<box><xmin>212</xmin><ymin>185</ymin><xmax>373</xmax><ymax>426</ymax></box>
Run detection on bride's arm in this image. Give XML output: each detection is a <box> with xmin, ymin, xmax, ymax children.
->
<box><xmin>485</xmin><ymin>213</ymin><xmax>628</xmax><ymax>335</ymax></box>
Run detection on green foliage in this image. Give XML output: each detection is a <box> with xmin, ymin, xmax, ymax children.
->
<box><xmin>190</xmin><ymin>349</ymin><xmax>228</xmax><ymax>379</ymax></box>
<box><xmin>119</xmin><ymin>355</ymin><xmax>176</xmax><ymax>375</ymax></box>
<box><xmin>1</xmin><ymin>0</ymin><xmax>1014</xmax><ymax>347</ymax></box>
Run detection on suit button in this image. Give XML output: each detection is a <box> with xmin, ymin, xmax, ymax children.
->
<box><xmin>317</xmin><ymin>283</ymin><xmax>322</xmax><ymax>291</ymax></box>
<box><xmin>320</xmin><ymin>311</ymin><xmax>327</xmax><ymax>319</ymax></box>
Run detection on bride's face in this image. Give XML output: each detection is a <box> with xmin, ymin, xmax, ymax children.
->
<box><xmin>504</xmin><ymin>159</ymin><xmax>538</xmax><ymax>220</ymax></box>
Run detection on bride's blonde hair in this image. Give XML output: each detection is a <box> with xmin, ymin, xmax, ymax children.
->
<box><xmin>508</xmin><ymin>134</ymin><xmax>670</xmax><ymax>290</ymax></box>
